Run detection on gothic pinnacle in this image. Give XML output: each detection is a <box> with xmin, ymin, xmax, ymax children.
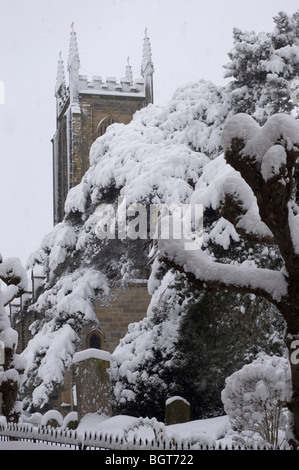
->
<box><xmin>125</xmin><ymin>57</ymin><xmax>133</xmax><ymax>83</ymax></box>
<box><xmin>68</xmin><ymin>22</ymin><xmax>80</xmax><ymax>72</ymax></box>
<box><xmin>55</xmin><ymin>51</ymin><xmax>66</xmax><ymax>96</ymax></box>
<box><xmin>141</xmin><ymin>28</ymin><xmax>154</xmax><ymax>77</ymax></box>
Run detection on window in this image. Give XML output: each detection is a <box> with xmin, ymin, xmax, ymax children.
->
<box><xmin>89</xmin><ymin>333</ymin><xmax>101</xmax><ymax>350</ymax></box>
<box><xmin>86</xmin><ymin>330</ymin><xmax>105</xmax><ymax>350</ymax></box>
<box><xmin>97</xmin><ymin>117</ymin><xmax>115</xmax><ymax>137</ymax></box>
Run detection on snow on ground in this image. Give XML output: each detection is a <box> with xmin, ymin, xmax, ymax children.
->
<box><xmin>0</xmin><ymin>413</ymin><xmax>232</xmax><ymax>450</ymax></box>
<box><xmin>76</xmin><ymin>412</ymin><xmax>231</xmax><ymax>446</ymax></box>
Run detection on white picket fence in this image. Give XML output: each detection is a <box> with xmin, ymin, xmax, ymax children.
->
<box><xmin>0</xmin><ymin>422</ymin><xmax>294</xmax><ymax>450</ymax></box>
<box><xmin>0</xmin><ymin>422</ymin><xmax>200</xmax><ymax>450</ymax></box>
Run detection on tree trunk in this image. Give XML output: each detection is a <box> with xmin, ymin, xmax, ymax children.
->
<box><xmin>285</xmin><ymin>326</ymin><xmax>299</xmax><ymax>448</ymax></box>
<box><xmin>0</xmin><ymin>379</ymin><xmax>20</xmax><ymax>423</ymax></box>
<box><xmin>0</xmin><ymin>346</ymin><xmax>20</xmax><ymax>423</ymax></box>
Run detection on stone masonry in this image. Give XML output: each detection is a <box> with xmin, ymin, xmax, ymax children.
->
<box><xmin>94</xmin><ymin>282</ymin><xmax>151</xmax><ymax>353</ymax></box>
<box><xmin>53</xmin><ymin>26</ymin><xmax>154</xmax><ymax>224</ymax></box>
<box><xmin>73</xmin><ymin>349</ymin><xmax>112</xmax><ymax>421</ymax></box>
<box><xmin>50</xmin><ymin>282</ymin><xmax>151</xmax><ymax>416</ymax></box>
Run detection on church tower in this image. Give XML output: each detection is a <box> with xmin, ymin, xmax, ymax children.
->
<box><xmin>52</xmin><ymin>26</ymin><xmax>154</xmax><ymax>225</ymax></box>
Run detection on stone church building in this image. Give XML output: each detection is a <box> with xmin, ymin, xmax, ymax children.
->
<box><xmin>53</xmin><ymin>25</ymin><xmax>154</xmax><ymax>224</ymax></box>
<box><xmin>10</xmin><ymin>26</ymin><xmax>154</xmax><ymax>417</ymax></box>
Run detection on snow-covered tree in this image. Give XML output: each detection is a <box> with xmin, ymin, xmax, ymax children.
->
<box><xmin>110</xmin><ymin>268</ymin><xmax>188</xmax><ymax>421</ymax></box>
<box><xmin>111</xmin><ymin>258</ymin><xmax>285</xmax><ymax>421</ymax></box>
<box><xmin>21</xmin><ymin>266</ymin><xmax>110</xmax><ymax>410</ymax></box>
<box><xmin>169</xmin><ymin>290</ymin><xmax>285</xmax><ymax>420</ymax></box>
<box><xmin>159</xmin><ymin>112</ymin><xmax>299</xmax><ymax>445</ymax></box>
<box><xmin>111</xmin><ymin>7</ymin><xmax>299</xmax><ymax>415</ymax></box>
<box><xmin>21</xmin><ymin>9</ymin><xmax>299</xmax><ymax>423</ymax></box>
<box><xmin>221</xmin><ymin>353</ymin><xmax>291</xmax><ymax>448</ymax></box>
<box><xmin>224</xmin><ymin>10</ymin><xmax>299</xmax><ymax>124</ymax></box>
<box><xmin>21</xmin><ymin>79</ymin><xmax>228</xmax><ymax>412</ymax></box>
<box><xmin>0</xmin><ymin>255</ymin><xmax>27</xmax><ymax>422</ymax></box>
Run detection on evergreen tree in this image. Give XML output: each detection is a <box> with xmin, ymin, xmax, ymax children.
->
<box><xmin>22</xmin><ymin>9</ymin><xmax>299</xmax><ymax>423</ymax></box>
<box><xmin>111</xmin><ymin>209</ymin><xmax>286</xmax><ymax>420</ymax></box>
<box><xmin>111</xmin><ymin>9</ymin><xmax>299</xmax><ymax>420</ymax></box>
<box><xmin>22</xmin><ymin>78</ymin><xmax>227</xmax><ymax>411</ymax></box>
<box><xmin>171</xmin><ymin>290</ymin><xmax>285</xmax><ymax>420</ymax></box>
<box><xmin>0</xmin><ymin>255</ymin><xmax>27</xmax><ymax>422</ymax></box>
<box><xmin>224</xmin><ymin>10</ymin><xmax>299</xmax><ymax>124</ymax></box>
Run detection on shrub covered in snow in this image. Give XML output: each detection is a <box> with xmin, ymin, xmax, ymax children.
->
<box><xmin>221</xmin><ymin>353</ymin><xmax>292</xmax><ymax>447</ymax></box>
<box><xmin>41</xmin><ymin>409</ymin><xmax>64</xmax><ymax>428</ymax></box>
<box><xmin>62</xmin><ymin>411</ymin><xmax>78</xmax><ymax>430</ymax></box>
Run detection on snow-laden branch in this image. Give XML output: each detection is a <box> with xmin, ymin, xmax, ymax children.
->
<box><xmin>222</xmin><ymin>113</ymin><xmax>299</xmax><ymax>162</ymax></box>
<box><xmin>158</xmin><ymin>114</ymin><xmax>299</xmax><ymax>306</ymax></box>
<box><xmin>0</xmin><ymin>257</ymin><xmax>27</xmax><ymax>288</ymax></box>
<box><xmin>222</xmin><ymin>113</ymin><xmax>299</xmax><ymax>275</ymax></box>
<box><xmin>288</xmin><ymin>203</ymin><xmax>299</xmax><ymax>255</ymax></box>
<box><xmin>0</xmin><ymin>257</ymin><xmax>27</xmax><ymax>305</ymax></box>
<box><xmin>190</xmin><ymin>154</ymin><xmax>273</xmax><ymax>243</ymax></box>
<box><xmin>2</xmin><ymin>285</ymin><xmax>22</xmax><ymax>308</ymax></box>
<box><xmin>219</xmin><ymin>176</ymin><xmax>274</xmax><ymax>243</ymax></box>
<box><xmin>21</xmin><ymin>267</ymin><xmax>110</xmax><ymax>408</ymax></box>
<box><xmin>159</xmin><ymin>238</ymin><xmax>288</xmax><ymax>304</ymax></box>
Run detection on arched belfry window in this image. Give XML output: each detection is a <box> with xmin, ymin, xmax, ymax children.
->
<box><xmin>86</xmin><ymin>329</ymin><xmax>105</xmax><ymax>350</ymax></box>
<box><xmin>97</xmin><ymin>116</ymin><xmax>115</xmax><ymax>137</ymax></box>
<box><xmin>89</xmin><ymin>333</ymin><xmax>101</xmax><ymax>350</ymax></box>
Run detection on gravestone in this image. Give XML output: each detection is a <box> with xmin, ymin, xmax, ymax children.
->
<box><xmin>165</xmin><ymin>396</ymin><xmax>190</xmax><ymax>425</ymax></box>
<box><xmin>73</xmin><ymin>349</ymin><xmax>112</xmax><ymax>421</ymax></box>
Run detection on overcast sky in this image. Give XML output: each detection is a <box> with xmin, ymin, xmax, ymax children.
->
<box><xmin>0</xmin><ymin>0</ymin><xmax>298</xmax><ymax>267</ymax></box>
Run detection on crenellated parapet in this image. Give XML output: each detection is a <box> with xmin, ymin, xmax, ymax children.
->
<box><xmin>55</xmin><ymin>26</ymin><xmax>153</xmax><ymax>119</ymax></box>
<box><xmin>52</xmin><ymin>25</ymin><xmax>154</xmax><ymax>225</ymax></box>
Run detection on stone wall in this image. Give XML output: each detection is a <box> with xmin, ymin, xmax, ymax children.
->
<box><xmin>50</xmin><ymin>282</ymin><xmax>150</xmax><ymax>416</ymax></box>
<box><xmin>53</xmin><ymin>91</ymin><xmax>146</xmax><ymax>224</ymax></box>
<box><xmin>81</xmin><ymin>93</ymin><xmax>144</xmax><ymax>148</ymax></box>
<box><xmin>73</xmin><ymin>349</ymin><xmax>112</xmax><ymax>421</ymax></box>
<box><xmin>12</xmin><ymin>280</ymin><xmax>150</xmax><ymax>417</ymax></box>
<box><xmin>94</xmin><ymin>282</ymin><xmax>151</xmax><ymax>353</ymax></box>
<box><xmin>14</xmin><ymin>310</ymin><xmax>42</xmax><ymax>355</ymax></box>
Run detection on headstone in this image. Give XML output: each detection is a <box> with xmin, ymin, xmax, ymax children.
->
<box><xmin>165</xmin><ymin>396</ymin><xmax>190</xmax><ymax>425</ymax></box>
<box><xmin>73</xmin><ymin>349</ymin><xmax>112</xmax><ymax>421</ymax></box>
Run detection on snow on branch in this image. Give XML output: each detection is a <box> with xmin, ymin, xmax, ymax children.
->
<box><xmin>219</xmin><ymin>175</ymin><xmax>274</xmax><ymax>243</ymax></box>
<box><xmin>0</xmin><ymin>257</ymin><xmax>27</xmax><ymax>305</ymax></box>
<box><xmin>222</xmin><ymin>113</ymin><xmax>299</xmax><ymax>168</ymax></box>
<box><xmin>159</xmin><ymin>113</ymin><xmax>299</xmax><ymax>305</ymax></box>
<box><xmin>159</xmin><ymin>238</ymin><xmax>288</xmax><ymax>304</ymax></box>
<box><xmin>222</xmin><ymin>113</ymin><xmax>299</xmax><ymax>265</ymax></box>
<box><xmin>190</xmin><ymin>155</ymin><xmax>273</xmax><ymax>243</ymax></box>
